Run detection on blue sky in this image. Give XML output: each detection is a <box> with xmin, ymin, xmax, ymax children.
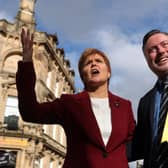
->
<box><xmin>0</xmin><ymin>0</ymin><xmax>163</xmax><ymax>118</ymax></box>
<box><xmin>1</xmin><ymin>0</ymin><xmax>168</xmax><ymax>166</ymax></box>
<box><xmin>0</xmin><ymin>0</ymin><xmax>159</xmax><ymax>111</ymax></box>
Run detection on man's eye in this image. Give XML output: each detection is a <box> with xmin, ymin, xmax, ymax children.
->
<box><xmin>148</xmin><ymin>48</ymin><xmax>157</xmax><ymax>54</ymax></box>
<box><xmin>162</xmin><ymin>42</ymin><xmax>168</xmax><ymax>48</ymax></box>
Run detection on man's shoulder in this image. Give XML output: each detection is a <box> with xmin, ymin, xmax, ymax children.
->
<box><xmin>141</xmin><ymin>87</ymin><xmax>155</xmax><ymax>99</ymax></box>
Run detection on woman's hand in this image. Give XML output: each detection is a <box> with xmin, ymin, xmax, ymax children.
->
<box><xmin>21</xmin><ymin>28</ymin><xmax>34</xmax><ymax>62</ymax></box>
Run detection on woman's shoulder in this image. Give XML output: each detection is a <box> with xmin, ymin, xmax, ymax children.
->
<box><xmin>109</xmin><ymin>91</ymin><xmax>131</xmax><ymax>104</ymax></box>
<box><xmin>61</xmin><ymin>90</ymin><xmax>88</xmax><ymax>99</ymax></box>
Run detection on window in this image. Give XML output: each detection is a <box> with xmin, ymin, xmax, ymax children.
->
<box><xmin>0</xmin><ymin>150</ymin><xmax>17</xmax><ymax>167</ymax></box>
<box><xmin>4</xmin><ymin>96</ymin><xmax>19</xmax><ymax>117</ymax></box>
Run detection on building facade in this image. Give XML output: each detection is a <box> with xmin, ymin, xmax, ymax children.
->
<box><xmin>0</xmin><ymin>0</ymin><xmax>75</xmax><ymax>167</ymax></box>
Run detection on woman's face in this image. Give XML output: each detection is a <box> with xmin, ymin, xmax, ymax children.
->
<box><xmin>81</xmin><ymin>53</ymin><xmax>111</xmax><ymax>89</ymax></box>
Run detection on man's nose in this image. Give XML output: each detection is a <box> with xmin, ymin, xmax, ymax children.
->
<box><xmin>157</xmin><ymin>45</ymin><xmax>166</xmax><ymax>54</ymax></box>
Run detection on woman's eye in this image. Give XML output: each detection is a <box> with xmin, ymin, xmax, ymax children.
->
<box><xmin>96</xmin><ymin>59</ymin><xmax>103</xmax><ymax>63</ymax></box>
<box><xmin>84</xmin><ymin>60</ymin><xmax>91</xmax><ymax>66</ymax></box>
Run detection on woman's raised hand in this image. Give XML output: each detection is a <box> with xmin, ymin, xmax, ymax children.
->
<box><xmin>21</xmin><ymin>28</ymin><xmax>34</xmax><ymax>62</ymax></box>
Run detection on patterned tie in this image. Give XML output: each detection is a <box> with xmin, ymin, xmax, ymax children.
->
<box><xmin>151</xmin><ymin>80</ymin><xmax>168</xmax><ymax>168</ymax></box>
<box><xmin>157</xmin><ymin>80</ymin><xmax>168</xmax><ymax>144</ymax></box>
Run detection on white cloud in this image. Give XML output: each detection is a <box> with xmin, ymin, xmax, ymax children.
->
<box><xmin>0</xmin><ymin>0</ymin><xmax>162</xmax><ymax>117</ymax></box>
<box><xmin>64</xmin><ymin>25</ymin><xmax>158</xmax><ymax>118</ymax></box>
<box><xmin>66</xmin><ymin>27</ymin><xmax>157</xmax><ymax>118</ymax></box>
<box><xmin>0</xmin><ymin>1</ymin><xmax>167</xmax><ymax>167</ymax></box>
<box><xmin>33</xmin><ymin>0</ymin><xmax>168</xmax><ymax>42</ymax></box>
<box><xmin>2</xmin><ymin>0</ymin><xmax>168</xmax><ymax>42</ymax></box>
<box><xmin>83</xmin><ymin>28</ymin><xmax>156</xmax><ymax>117</ymax></box>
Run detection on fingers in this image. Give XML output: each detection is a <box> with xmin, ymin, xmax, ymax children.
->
<box><xmin>21</xmin><ymin>28</ymin><xmax>34</xmax><ymax>49</ymax></box>
<box><xmin>31</xmin><ymin>33</ymin><xmax>34</xmax><ymax>43</ymax></box>
<box><xmin>21</xmin><ymin>28</ymin><xmax>34</xmax><ymax>62</ymax></box>
<box><xmin>21</xmin><ymin>28</ymin><xmax>25</xmax><ymax>46</ymax></box>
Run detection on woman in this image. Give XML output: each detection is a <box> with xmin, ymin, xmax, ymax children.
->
<box><xmin>16</xmin><ymin>29</ymin><xmax>135</xmax><ymax>168</ymax></box>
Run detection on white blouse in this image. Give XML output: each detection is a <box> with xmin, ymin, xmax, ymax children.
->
<box><xmin>90</xmin><ymin>97</ymin><xmax>112</xmax><ymax>145</ymax></box>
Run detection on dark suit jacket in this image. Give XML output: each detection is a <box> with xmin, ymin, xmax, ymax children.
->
<box><xmin>131</xmin><ymin>85</ymin><xmax>157</xmax><ymax>168</ymax></box>
<box><xmin>16</xmin><ymin>61</ymin><xmax>135</xmax><ymax>168</ymax></box>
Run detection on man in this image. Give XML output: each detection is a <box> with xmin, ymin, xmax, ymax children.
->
<box><xmin>132</xmin><ymin>29</ymin><xmax>168</xmax><ymax>168</ymax></box>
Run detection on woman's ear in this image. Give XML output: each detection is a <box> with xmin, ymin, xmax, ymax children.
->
<box><xmin>108</xmin><ymin>72</ymin><xmax>111</xmax><ymax>79</ymax></box>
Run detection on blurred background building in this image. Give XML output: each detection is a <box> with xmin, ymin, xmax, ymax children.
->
<box><xmin>0</xmin><ymin>0</ymin><xmax>75</xmax><ymax>167</ymax></box>
<box><xmin>0</xmin><ymin>0</ymin><xmax>144</xmax><ymax>168</ymax></box>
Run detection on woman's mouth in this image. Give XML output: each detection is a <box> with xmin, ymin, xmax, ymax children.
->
<box><xmin>91</xmin><ymin>69</ymin><xmax>100</xmax><ymax>75</ymax></box>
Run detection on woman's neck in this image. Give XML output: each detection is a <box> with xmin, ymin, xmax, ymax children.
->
<box><xmin>87</xmin><ymin>84</ymin><xmax>109</xmax><ymax>98</ymax></box>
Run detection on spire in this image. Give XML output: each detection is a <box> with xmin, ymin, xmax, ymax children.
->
<box><xmin>15</xmin><ymin>0</ymin><xmax>37</xmax><ymax>31</ymax></box>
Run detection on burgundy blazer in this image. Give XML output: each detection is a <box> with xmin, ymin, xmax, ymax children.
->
<box><xmin>16</xmin><ymin>61</ymin><xmax>135</xmax><ymax>168</ymax></box>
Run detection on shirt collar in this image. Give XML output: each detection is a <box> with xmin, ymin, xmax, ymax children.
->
<box><xmin>157</xmin><ymin>75</ymin><xmax>168</xmax><ymax>92</ymax></box>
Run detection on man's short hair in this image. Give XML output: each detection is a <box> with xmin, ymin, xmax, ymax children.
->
<box><xmin>142</xmin><ymin>29</ymin><xmax>161</xmax><ymax>50</ymax></box>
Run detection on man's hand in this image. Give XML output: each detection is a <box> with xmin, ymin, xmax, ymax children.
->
<box><xmin>21</xmin><ymin>28</ymin><xmax>34</xmax><ymax>62</ymax></box>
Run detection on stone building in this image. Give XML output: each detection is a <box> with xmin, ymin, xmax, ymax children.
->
<box><xmin>0</xmin><ymin>0</ymin><xmax>75</xmax><ymax>167</ymax></box>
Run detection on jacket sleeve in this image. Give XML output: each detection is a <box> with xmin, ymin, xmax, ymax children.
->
<box><xmin>127</xmin><ymin>100</ymin><xmax>136</xmax><ymax>141</ymax></box>
<box><xmin>131</xmin><ymin>98</ymin><xmax>146</xmax><ymax>161</ymax></box>
<box><xmin>125</xmin><ymin>100</ymin><xmax>136</xmax><ymax>161</ymax></box>
<box><xmin>16</xmin><ymin>61</ymin><xmax>65</xmax><ymax>124</ymax></box>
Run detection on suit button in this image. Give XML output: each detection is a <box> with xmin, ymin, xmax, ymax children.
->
<box><xmin>102</xmin><ymin>152</ymin><xmax>108</xmax><ymax>158</ymax></box>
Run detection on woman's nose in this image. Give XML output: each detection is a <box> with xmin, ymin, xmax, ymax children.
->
<box><xmin>91</xmin><ymin>61</ymin><xmax>97</xmax><ymax>67</ymax></box>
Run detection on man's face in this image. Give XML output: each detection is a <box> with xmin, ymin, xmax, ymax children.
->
<box><xmin>144</xmin><ymin>33</ymin><xmax>168</xmax><ymax>78</ymax></box>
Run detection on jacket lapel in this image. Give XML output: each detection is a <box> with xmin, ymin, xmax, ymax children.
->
<box><xmin>149</xmin><ymin>87</ymin><xmax>157</xmax><ymax>133</ymax></box>
<box><xmin>146</xmin><ymin>81</ymin><xmax>159</xmax><ymax>137</ymax></box>
<box><xmin>106</xmin><ymin>92</ymin><xmax>121</xmax><ymax>151</ymax></box>
<box><xmin>76</xmin><ymin>91</ymin><xmax>126</xmax><ymax>151</ymax></box>
<box><xmin>77</xmin><ymin>91</ymin><xmax>105</xmax><ymax>149</ymax></box>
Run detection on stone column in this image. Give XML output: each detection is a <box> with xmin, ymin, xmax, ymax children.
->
<box><xmin>0</xmin><ymin>81</ymin><xmax>8</xmax><ymax>123</ymax></box>
<box><xmin>42</xmin><ymin>151</ymin><xmax>51</xmax><ymax>168</ymax></box>
<box><xmin>16</xmin><ymin>150</ymin><xmax>26</xmax><ymax>168</ymax></box>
